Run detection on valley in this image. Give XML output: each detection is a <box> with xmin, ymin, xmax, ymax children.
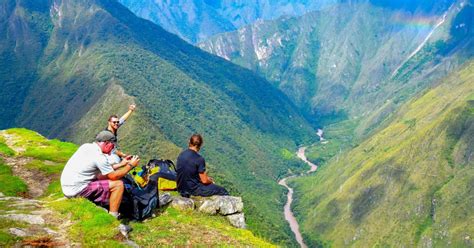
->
<box><xmin>279</xmin><ymin>146</ymin><xmax>318</xmax><ymax>248</ymax></box>
<box><xmin>0</xmin><ymin>0</ymin><xmax>472</xmax><ymax>246</ymax></box>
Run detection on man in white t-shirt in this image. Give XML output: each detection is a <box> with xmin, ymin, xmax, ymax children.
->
<box><xmin>60</xmin><ymin>131</ymin><xmax>140</xmax><ymax>218</ymax></box>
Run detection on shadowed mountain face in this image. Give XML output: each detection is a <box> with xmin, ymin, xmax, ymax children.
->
<box><xmin>117</xmin><ymin>0</ymin><xmax>339</xmax><ymax>43</ymax></box>
<box><xmin>199</xmin><ymin>0</ymin><xmax>472</xmax><ymax>133</ymax></box>
<box><xmin>0</xmin><ymin>0</ymin><xmax>315</xmax><ymax>244</ymax></box>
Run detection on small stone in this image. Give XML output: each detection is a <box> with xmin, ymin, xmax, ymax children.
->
<box><xmin>9</xmin><ymin>228</ymin><xmax>27</xmax><ymax>237</ymax></box>
<box><xmin>0</xmin><ymin>192</ymin><xmax>4</xmax><ymax>197</ymax></box>
<box><xmin>1</xmin><ymin>214</ymin><xmax>45</xmax><ymax>225</ymax></box>
<box><xmin>227</xmin><ymin>213</ymin><xmax>246</xmax><ymax>229</ymax></box>
<box><xmin>118</xmin><ymin>224</ymin><xmax>133</xmax><ymax>238</ymax></box>
<box><xmin>43</xmin><ymin>228</ymin><xmax>59</xmax><ymax>235</ymax></box>
<box><xmin>159</xmin><ymin>193</ymin><xmax>172</xmax><ymax>206</ymax></box>
<box><xmin>170</xmin><ymin>196</ymin><xmax>195</xmax><ymax>210</ymax></box>
<box><xmin>465</xmin><ymin>236</ymin><xmax>471</xmax><ymax>240</ymax></box>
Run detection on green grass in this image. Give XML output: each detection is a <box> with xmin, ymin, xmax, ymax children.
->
<box><xmin>24</xmin><ymin>159</ymin><xmax>64</xmax><ymax>175</ymax></box>
<box><xmin>0</xmin><ymin>128</ymin><xmax>274</xmax><ymax>247</ymax></box>
<box><xmin>0</xmin><ymin>136</ymin><xmax>15</xmax><ymax>156</ymax></box>
<box><xmin>48</xmin><ymin>198</ymin><xmax>125</xmax><ymax>247</ymax></box>
<box><xmin>0</xmin><ymin>219</ymin><xmax>27</xmax><ymax>246</ymax></box>
<box><xmin>0</xmin><ymin>160</ymin><xmax>28</xmax><ymax>197</ymax></box>
<box><xmin>131</xmin><ymin>207</ymin><xmax>274</xmax><ymax>247</ymax></box>
<box><xmin>5</xmin><ymin>128</ymin><xmax>77</xmax><ymax>163</ymax></box>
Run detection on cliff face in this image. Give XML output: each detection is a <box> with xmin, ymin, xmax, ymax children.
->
<box><xmin>199</xmin><ymin>1</ymin><xmax>472</xmax><ymax>134</ymax></box>
<box><xmin>118</xmin><ymin>0</ymin><xmax>339</xmax><ymax>43</ymax></box>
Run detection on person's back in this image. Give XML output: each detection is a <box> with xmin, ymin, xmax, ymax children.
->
<box><xmin>61</xmin><ymin>143</ymin><xmax>112</xmax><ymax>197</ymax></box>
<box><xmin>176</xmin><ymin>134</ymin><xmax>229</xmax><ymax>197</ymax></box>
<box><xmin>176</xmin><ymin>148</ymin><xmax>206</xmax><ymax>197</ymax></box>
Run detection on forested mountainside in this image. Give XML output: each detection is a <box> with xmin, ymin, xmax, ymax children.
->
<box><xmin>291</xmin><ymin>61</ymin><xmax>474</xmax><ymax>247</ymax></box>
<box><xmin>0</xmin><ymin>0</ymin><xmax>315</xmax><ymax>244</ymax></box>
<box><xmin>199</xmin><ymin>0</ymin><xmax>472</xmax><ymax>137</ymax></box>
<box><xmin>117</xmin><ymin>0</ymin><xmax>338</xmax><ymax>43</ymax></box>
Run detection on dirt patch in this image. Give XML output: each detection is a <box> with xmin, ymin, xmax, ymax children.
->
<box><xmin>22</xmin><ymin>236</ymin><xmax>65</xmax><ymax>247</ymax></box>
<box><xmin>1</xmin><ymin>155</ymin><xmax>51</xmax><ymax>198</ymax></box>
<box><xmin>0</xmin><ymin>131</ymin><xmax>26</xmax><ymax>154</ymax></box>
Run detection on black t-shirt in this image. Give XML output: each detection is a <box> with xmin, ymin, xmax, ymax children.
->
<box><xmin>176</xmin><ymin>149</ymin><xmax>206</xmax><ymax>194</ymax></box>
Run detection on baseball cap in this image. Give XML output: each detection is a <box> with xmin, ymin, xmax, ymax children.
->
<box><xmin>95</xmin><ymin>130</ymin><xmax>116</xmax><ymax>142</ymax></box>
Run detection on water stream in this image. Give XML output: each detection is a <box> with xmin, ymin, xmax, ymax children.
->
<box><xmin>278</xmin><ymin>147</ymin><xmax>318</xmax><ymax>248</ymax></box>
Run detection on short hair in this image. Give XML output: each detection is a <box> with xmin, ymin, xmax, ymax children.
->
<box><xmin>189</xmin><ymin>134</ymin><xmax>203</xmax><ymax>149</ymax></box>
<box><xmin>108</xmin><ymin>115</ymin><xmax>118</xmax><ymax>121</ymax></box>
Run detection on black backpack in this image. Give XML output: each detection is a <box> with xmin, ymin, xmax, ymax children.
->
<box><xmin>146</xmin><ymin>159</ymin><xmax>177</xmax><ymax>181</ymax></box>
<box><xmin>120</xmin><ymin>174</ymin><xmax>159</xmax><ymax>221</ymax></box>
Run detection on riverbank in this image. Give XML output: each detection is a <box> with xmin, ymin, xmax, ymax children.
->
<box><xmin>279</xmin><ymin>147</ymin><xmax>318</xmax><ymax>248</ymax></box>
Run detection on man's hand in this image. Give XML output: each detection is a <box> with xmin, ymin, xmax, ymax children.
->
<box><xmin>127</xmin><ymin>155</ymin><xmax>140</xmax><ymax>168</ymax></box>
<box><xmin>129</xmin><ymin>104</ymin><xmax>136</xmax><ymax>111</ymax></box>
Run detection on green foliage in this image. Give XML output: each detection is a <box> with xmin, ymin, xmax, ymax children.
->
<box><xmin>48</xmin><ymin>198</ymin><xmax>125</xmax><ymax>247</ymax></box>
<box><xmin>305</xmin><ymin>119</ymin><xmax>358</xmax><ymax>166</ymax></box>
<box><xmin>292</xmin><ymin>62</ymin><xmax>474</xmax><ymax>246</ymax></box>
<box><xmin>25</xmin><ymin>159</ymin><xmax>64</xmax><ymax>175</ymax></box>
<box><xmin>0</xmin><ymin>136</ymin><xmax>15</xmax><ymax>156</ymax></box>
<box><xmin>0</xmin><ymin>161</ymin><xmax>28</xmax><ymax>197</ymax></box>
<box><xmin>0</xmin><ymin>219</ymin><xmax>26</xmax><ymax>246</ymax></box>
<box><xmin>0</xmin><ymin>0</ymin><xmax>314</xmax><ymax>244</ymax></box>
<box><xmin>5</xmin><ymin>128</ymin><xmax>77</xmax><ymax>163</ymax></box>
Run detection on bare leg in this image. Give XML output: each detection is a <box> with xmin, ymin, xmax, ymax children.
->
<box><xmin>109</xmin><ymin>180</ymin><xmax>124</xmax><ymax>213</ymax></box>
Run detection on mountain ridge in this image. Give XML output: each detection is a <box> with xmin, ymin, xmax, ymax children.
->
<box><xmin>0</xmin><ymin>0</ymin><xmax>315</xmax><ymax>244</ymax></box>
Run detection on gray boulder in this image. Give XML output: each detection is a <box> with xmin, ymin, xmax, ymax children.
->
<box><xmin>170</xmin><ymin>196</ymin><xmax>195</xmax><ymax>210</ymax></box>
<box><xmin>9</xmin><ymin>228</ymin><xmax>27</xmax><ymax>237</ymax></box>
<box><xmin>196</xmin><ymin>196</ymin><xmax>243</xmax><ymax>215</ymax></box>
<box><xmin>1</xmin><ymin>214</ymin><xmax>45</xmax><ymax>225</ymax></box>
<box><xmin>227</xmin><ymin>213</ymin><xmax>246</xmax><ymax>229</ymax></box>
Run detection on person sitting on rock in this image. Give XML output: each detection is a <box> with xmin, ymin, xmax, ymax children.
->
<box><xmin>104</xmin><ymin>104</ymin><xmax>136</xmax><ymax>167</ymax></box>
<box><xmin>176</xmin><ymin>134</ymin><xmax>229</xmax><ymax>197</ymax></box>
<box><xmin>60</xmin><ymin>131</ymin><xmax>140</xmax><ymax>218</ymax></box>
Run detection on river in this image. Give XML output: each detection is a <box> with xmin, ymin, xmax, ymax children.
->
<box><xmin>278</xmin><ymin>147</ymin><xmax>318</xmax><ymax>248</ymax></box>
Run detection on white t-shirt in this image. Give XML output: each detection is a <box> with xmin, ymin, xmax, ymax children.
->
<box><xmin>60</xmin><ymin>143</ymin><xmax>114</xmax><ymax>197</ymax></box>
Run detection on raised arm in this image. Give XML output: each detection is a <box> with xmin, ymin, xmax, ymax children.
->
<box><xmin>119</xmin><ymin>104</ymin><xmax>136</xmax><ymax>123</ymax></box>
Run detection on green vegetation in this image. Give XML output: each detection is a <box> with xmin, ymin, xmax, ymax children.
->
<box><xmin>0</xmin><ymin>128</ymin><xmax>274</xmax><ymax>247</ymax></box>
<box><xmin>305</xmin><ymin>119</ymin><xmax>358</xmax><ymax>166</ymax></box>
<box><xmin>4</xmin><ymin>129</ymin><xmax>77</xmax><ymax>163</ymax></box>
<box><xmin>0</xmin><ymin>1</ymin><xmax>314</xmax><ymax>244</ymax></box>
<box><xmin>291</xmin><ymin>62</ymin><xmax>474</xmax><ymax>247</ymax></box>
<box><xmin>0</xmin><ymin>160</ymin><xmax>28</xmax><ymax>197</ymax></box>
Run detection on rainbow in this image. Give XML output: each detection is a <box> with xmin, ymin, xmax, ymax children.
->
<box><xmin>391</xmin><ymin>13</ymin><xmax>438</xmax><ymax>30</ymax></box>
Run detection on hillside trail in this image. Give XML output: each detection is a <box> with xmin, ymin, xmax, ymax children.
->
<box><xmin>0</xmin><ymin>131</ymin><xmax>73</xmax><ymax>247</ymax></box>
<box><xmin>279</xmin><ymin>146</ymin><xmax>318</xmax><ymax>248</ymax></box>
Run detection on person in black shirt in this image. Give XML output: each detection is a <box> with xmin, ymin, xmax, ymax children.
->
<box><xmin>177</xmin><ymin>134</ymin><xmax>229</xmax><ymax>197</ymax></box>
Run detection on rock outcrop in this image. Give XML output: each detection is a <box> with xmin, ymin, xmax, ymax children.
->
<box><xmin>169</xmin><ymin>195</ymin><xmax>246</xmax><ymax>229</ymax></box>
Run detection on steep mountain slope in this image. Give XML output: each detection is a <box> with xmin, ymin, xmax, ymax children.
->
<box><xmin>0</xmin><ymin>0</ymin><xmax>315</xmax><ymax>244</ymax></box>
<box><xmin>118</xmin><ymin>0</ymin><xmax>338</xmax><ymax>43</ymax></box>
<box><xmin>291</xmin><ymin>61</ymin><xmax>474</xmax><ymax>247</ymax></box>
<box><xmin>199</xmin><ymin>0</ymin><xmax>471</xmax><ymax>131</ymax></box>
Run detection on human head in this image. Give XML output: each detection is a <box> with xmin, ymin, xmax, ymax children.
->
<box><xmin>95</xmin><ymin>131</ymin><xmax>115</xmax><ymax>154</ymax></box>
<box><xmin>188</xmin><ymin>134</ymin><xmax>203</xmax><ymax>151</ymax></box>
<box><xmin>108</xmin><ymin>115</ymin><xmax>120</xmax><ymax>131</ymax></box>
